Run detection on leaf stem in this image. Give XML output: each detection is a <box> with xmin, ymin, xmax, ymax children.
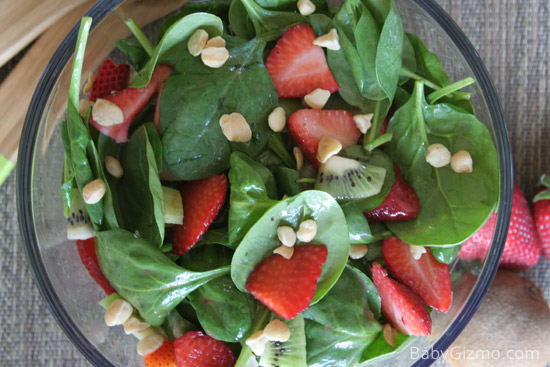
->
<box><xmin>365</xmin><ymin>132</ymin><xmax>393</xmax><ymax>152</ymax></box>
<box><xmin>234</xmin><ymin>306</ymin><xmax>271</xmax><ymax>367</ymax></box>
<box><xmin>427</xmin><ymin>77</ymin><xmax>475</xmax><ymax>104</ymax></box>
<box><xmin>363</xmin><ymin>100</ymin><xmax>383</xmax><ymax>146</ymax></box>
<box><xmin>296</xmin><ymin>178</ymin><xmax>317</xmax><ymax>184</ymax></box>
<box><xmin>400</xmin><ymin>67</ymin><xmax>441</xmax><ymax>91</ymax></box>
<box><xmin>414</xmin><ymin>80</ymin><xmax>429</xmax><ymax>143</ymax></box>
<box><xmin>69</xmin><ymin>17</ymin><xmax>92</xmax><ymax>110</ymax></box>
<box><xmin>124</xmin><ymin>18</ymin><xmax>155</xmax><ymax>57</ymax></box>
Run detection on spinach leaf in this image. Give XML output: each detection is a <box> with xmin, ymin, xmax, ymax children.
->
<box><xmin>60</xmin><ymin>120</ymin><xmax>75</xmax><ymax>218</ymax></box>
<box><xmin>385</xmin><ymin>81</ymin><xmax>499</xmax><ymax>246</ymax></box>
<box><xmin>96</xmin><ymin>229</ymin><xmax>230</xmax><ymax>326</ymax></box>
<box><xmin>341</xmin><ymin>202</ymin><xmax>374</xmax><ymax>244</ymax></box>
<box><xmin>229</xmin><ymin>0</ymin><xmax>255</xmax><ymax>39</ymax></box>
<box><xmin>159</xmin><ymin>38</ymin><xmax>277</xmax><ymax>179</ymax></box>
<box><xmin>267</xmin><ymin>133</ymin><xmax>295</xmax><ymax>168</ymax></box>
<box><xmin>360</xmin><ymin>332</ymin><xmax>411</xmax><ymax>364</ymax></box>
<box><xmin>308</xmin><ymin>13</ymin><xmax>333</xmax><ymax>36</ymax></box>
<box><xmin>188</xmin><ymin>275</ymin><xmax>257</xmax><ymax>342</ymax></box>
<box><xmin>196</xmin><ymin>228</ymin><xmax>234</xmax><ymax>249</ymax></box>
<box><xmin>163</xmin><ymin>309</ymin><xmax>197</xmax><ymax>340</ymax></box>
<box><xmin>234</xmin><ymin>152</ymin><xmax>278</xmax><ymax>199</ymax></box>
<box><xmin>274</xmin><ymin>166</ymin><xmax>304</xmax><ymax>197</ymax></box>
<box><xmin>303</xmin><ymin>265</ymin><xmax>382</xmax><ymax>334</ymax></box>
<box><xmin>116</xmin><ymin>39</ymin><xmax>149</xmax><ymax>71</ymax></box>
<box><xmin>228</xmin><ymin>152</ymin><xmax>278</xmax><ymax>245</ymax></box>
<box><xmin>430</xmin><ymin>244</ymin><xmax>462</xmax><ymax>264</ymax></box>
<box><xmin>132</xmin><ymin>13</ymin><xmax>224</xmax><ymax>88</ymax></box>
<box><xmin>231</xmin><ymin>191</ymin><xmax>349</xmax><ymax>303</ymax></box>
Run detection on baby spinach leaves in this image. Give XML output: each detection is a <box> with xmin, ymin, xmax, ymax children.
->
<box><xmin>231</xmin><ymin>190</ymin><xmax>349</xmax><ymax>304</ymax></box>
<box><xmin>385</xmin><ymin>81</ymin><xmax>499</xmax><ymax>246</ymax></box>
<box><xmin>96</xmin><ymin>229</ymin><xmax>230</xmax><ymax>326</ymax></box>
<box><xmin>341</xmin><ymin>202</ymin><xmax>374</xmax><ymax>244</ymax></box>
<box><xmin>159</xmin><ymin>38</ymin><xmax>277</xmax><ymax>179</ymax></box>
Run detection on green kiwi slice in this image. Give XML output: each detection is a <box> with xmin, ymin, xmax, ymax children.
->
<box><xmin>67</xmin><ymin>189</ymin><xmax>95</xmax><ymax>240</ymax></box>
<box><xmin>314</xmin><ymin>156</ymin><xmax>386</xmax><ymax>200</ymax></box>
<box><xmin>259</xmin><ymin>314</ymin><xmax>307</xmax><ymax>367</ymax></box>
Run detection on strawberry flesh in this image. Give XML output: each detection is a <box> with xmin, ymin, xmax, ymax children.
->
<box><xmin>460</xmin><ymin>183</ymin><xmax>542</xmax><ymax>271</ymax></box>
<box><xmin>266</xmin><ymin>24</ymin><xmax>339</xmax><ymax>98</ymax></box>
<box><xmin>89</xmin><ymin>64</ymin><xmax>172</xmax><ymax>143</ymax></box>
<box><xmin>75</xmin><ymin>238</ymin><xmax>115</xmax><ymax>295</ymax></box>
<box><xmin>371</xmin><ymin>262</ymin><xmax>432</xmax><ymax>336</ymax></box>
<box><xmin>174</xmin><ymin>331</ymin><xmax>236</xmax><ymax>367</ymax></box>
<box><xmin>246</xmin><ymin>244</ymin><xmax>328</xmax><ymax>320</ymax></box>
<box><xmin>364</xmin><ymin>164</ymin><xmax>419</xmax><ymax>222</ymax></box>
<box><xmin>382</xmin><ymin>237</ymin><xmax>452</xmax><ymax>312</ymax></box>
<box><xmin>534</xmin><ymin>187</ymin><xmax>550</xmax><ymax>260</ymax></box>
<box><xmin>144</xmin><ymin>340</ymin><xmax>176</xmax><ymax>367</ymax></box>
<box><xmin>89</xmin><ymin>59</ymin><xmax>131</xmax><ymax>101</ymax></box>
<box><xmin>172</xmin><ymin>174</ymin><xmax>228</xmax><ymax>255</ymax></box>
<box><xmin>288</xmin><ymin>109</ymin><xmax>361</xmax><ymax>167</ymax></box>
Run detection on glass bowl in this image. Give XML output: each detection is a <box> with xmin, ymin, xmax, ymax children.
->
<box><xmin>17</xmin><ymin>0</ymin><xmax>513</xmax><ymax>366</ymax></box>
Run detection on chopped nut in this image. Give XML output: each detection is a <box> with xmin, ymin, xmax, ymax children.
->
<box><xmin>274</xmin><ymin>245</ymin><xmax>294</xmax><ymax>259</ymax></box>
<box><xmin>137</xmin><ymin>333</ymin><xmax>165</xmax><ymax>356</ymax></box>
<box><xmin>409</xmin><ymin>244</ymin><xmax>427</xmax><ymax>260</ymax></box>
<box><xmin>268</xmin><ymin>107</ymin><xmax>287</xmax><ymax>132</ymax></box>
<box><xmin>297</xmin><ymin>0</ymin><xmax>316</xmax><ymax>16</ymax></box>
<box><xmin>206</xmin><ymin>36</ymin><xmax>226</xmax><ymax>48</ymax></box>
<box><xmin>277</xmin><ymin>226</ymin><xmax>296</xmax><ymax>247</ymax></box>
<box><xmin>219</xmin><ymin>113</ymin><xmax>252</xmax><ymax>142</ymax></box>
<box><xmin>317</xmin><ymin>136</ymin><xmax>342</xmax><ymax>163</ymax></box>
<box><xmin>353</xmin><ymin>113</ymin><xmax>373</xmax><ymax>134</ymax></box>
<box><xmin>79</xmin><ymin>99</ymin><xmax>95</xmax><ymax>118</ymax></box>
<box><xmin>383</xmin><ymin>323</ymin><xmax>397</xmax><ymax>348</ymax></box>
<box><xmin>264</xmin><ymin>319</ymin><xmax>291</xmax><ymax>342</ymax></box>
<box><xmin>104</xmin><ymin>155</ymin><xmax>123</xmax><ymax>179</ymax></box>
<box><xmin>293</xmin><ymin>147</ymin><xmax>304</xmax><ymax>172</ymax></box>
<box><xmin>304</xmin><ymin>88</ymin><xmax>331</xmax><ymax>110</ymax></box>
<box><xmin>188</xmin><ymin>29</ymin><xmax>209</xmax><ymax>56</ymax></box>
<box><xmin>246</xmin><ymin>330</ymin><xmax>269</xmax><ymax>356</ymax></box>
<box><xmin>123</xmin><ymin>316</ymin><xmax>150</xmax><ymax>335</ymax></box>
<box><xmin>92</xmin><ymin>98</ymin><xmax>124</xmax><ymax>127</ymax></box>
<box><xmin>297</xmin><ymin>219</ymin><xmax>317</xmax><ymax>242</ymax></box>
<box><xmin>313</xmin><ymin>28</ymin><xmax>340</xmax><ymax>50</ymax></box>
<box><xmin>425</xmin><ymin>143</ymin><xmax>451</xmax><ymax>168</ymax></box>
<box><xmin>83</xmin><ymin>178</ymin><xmax>106</xmax><ymax>204</ymax></box>
<box><xmin>83</xmin><ymin>72</ymin><xmax>94</xmax><ymax>94</ymax></box>
<box><xmin>133</xmin><ymin>327</ymin><xmax>157</xmax><ymax>340</ymax></box>
<box><xmin>451</xmin><ymin>150</ymin><xmax>473</xmax><ymax>173</ymax></box>
<box><xmin>349</xmin><ymin>244</ymin><xmax>368</xmax><ymax>260</ymax></box>
<box><xmin>104</xmin><ymin>299</ymin><xmax>133</xmax><ymax>327</ymax></box>
<box><xmin>201</xmin><ymin>46</ymin><xmax>230</xmax><ymax>68</ymax></box>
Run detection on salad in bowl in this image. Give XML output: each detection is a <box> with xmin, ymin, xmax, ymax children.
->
<box><xmin>58</xmin><ymin>0</ymin><xmax>500</xmax><ymax>365</ymax></box>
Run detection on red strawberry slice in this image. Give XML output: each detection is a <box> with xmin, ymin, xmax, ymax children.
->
<box><xmin>288</xmin><ymin>109</ymin><xmax>361</xmax><ymax>167</ymax></box>
<box><xmin>382</xmin><ymin>237</ymin><xmax>452</xmax><ymax>312</ymax></box>
<box><xmin>364</xmin><ymin>164</ymin><xmax>420</xmax><ymax>222</ymax></box>
<box><xmin>144</xmin><ymin>340</ymin><xmax>176</xmax><ymax>367</ymax></box>
<box><xmin>172</xmin><ymin>174</ymin><xmax>227</xmax><ymax>255</ymax></box>
<box><xmin>459</xmin><ymin>183</ymin><xmax>542</xmax><ymax>271</ymax></box>
<box><xmin>246</xmin><ymin>244</ymin><xmax>328</xmax><ymax>320</ymax></box>
<box><xmin>89</xmin><ymin>64</ymin><xmax>172</xmax><ymax>143</ymax></box>
<box><xmin>89</xmin><ymin>59</ymin><xmax>131</xmax><ymax>101</ymax></box>
<box><xmin>174</xmin><ymin>331</ymin><xmax>236</xmax><ymax>367</ymax></box>
<box><xmin>371</xmin><ymin>262</ymin><xmax>432</xmax><ymax>336</ymax></box>
<box><xmin>265</xmin><ymin>24</ymin><xmax>339</xmax><ymax>98</ymax></box>
<box><xmin>533</xmin><ymin>175</ymin><xmax>550</xmax><ymax>260</ymax></box>
<box><xmin>75</xmin><ymin>238</ymin><xmax>115</xmax><ymax>295</ymax></box>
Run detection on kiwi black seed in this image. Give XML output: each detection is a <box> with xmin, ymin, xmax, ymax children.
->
<box><xmin>259</xmin><ymin>314</ymin><xmax>307</xmax><ymax>367</ymax></box>
<box><xmin>314</xmin><ymin>156</ymin><xmax>386</xmax><ymax>200</ymax></box>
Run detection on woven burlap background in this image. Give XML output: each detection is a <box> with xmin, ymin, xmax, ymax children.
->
<box><xmin>0</xmin><ymin>0</ymin><xmax>548</xmax><ymax>366</ymax></box>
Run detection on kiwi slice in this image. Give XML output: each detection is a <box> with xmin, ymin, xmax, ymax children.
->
<box><xmin>314</xmin><ymin>156</ymin><xmax>386</xmax><ymax>200</ymax></box>
<box><xmin>67</xmin><ymin>189</ymin><xmax>94</xmax><ymax>240</ymax></box>
<box><xmin>259</xmin><ymin>314</ymin><xmax>307</xmax><ymax>367</ymax></box>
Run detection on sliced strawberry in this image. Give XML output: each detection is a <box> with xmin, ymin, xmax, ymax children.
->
<box><xmin>288</xmin><ymin>109</ymin><xmax>361</xmax><ymax>167</ymax></box>
<box><xmin>246</xmin><ymin>244</ymin><xmax>327</xmax><ymax>320</ymax></box>
<box><xmin>172</xmin><ymin>174</ymin><xmax>227</xmax><ymax>255</ymax></box>
<box><xmin>371</xmin><ymin>262</ymin><xmax>432</xmax><ymax>336</ymax></box>
<box><xmin>75</xmin><ymin>238</ymin><xmax>115</xmax><ymax>295</ymax></box>
<box><xmin>144</xmin><ymin>340</ymin><xmax>176</xmax><ymax>367</ymax></box>
<box><xmin>89</xmin><ymin>64</ymin><xmax>172</xmax><ymax>143</ymax></box>
<box><xmin>89</xmin><ymin>59</ymin><xmax>131</xmax><ymax>101</ymax></box>
<box><xmin>382</xmin><ymin>237</ymin><xmax>452</xmax><ymax>312</ymax></box>
<box><xmin>174</xmin><ymin>331</ymin><xmax>235</xmax><ymax>367</ymax></box>
<box><xmin>460</xmin><ymin>183</ymin><xmax>542</xmax><ymax>271</ymax></box>
<box><xmin>533</xmin><ymin>176</ymin><xmax>550</xmax><ymax>260</ymax></box>
<box><xmin>265</xmin><ymin>24</ymin><xmax>339</xmax><ymax>98</ymax></box>
<box><xmin>364</xmin><ymin>164</ymin><xmax>420</xmax><ymax>222</ymax></box>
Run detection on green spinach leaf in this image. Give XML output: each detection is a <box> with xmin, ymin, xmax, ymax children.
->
<box><xmin>274</xmin><ymin>166</ymin><xmax>304</xmax><ymax>197</ymax></box>
<box><xmin>385</xmin><ymin>81</ymin><xmax>499</xmax><ymax>246</ymax></box>
<box><xmin>159</xmin><ymin>38</ymin><xmax>277</xmax><ymax>179</ymax></box>
<box><xmin>96</xmin><ymin>229</ymin><xmax>230</xmax><ymax>326</ymax></box>
<box><xmin>229</xmin><ymin>0</ymin><xmax>255</xmax><ymax>39</ymax></box>
<box><xmin>231</xmin><ymin>190</ymin><xmax>349</xmax><ymax>303</ymax></box>
<box><xmin>340</xmin><ymin>202</ymin><xmax>375</xmax><ymax>244</ymax></box>
<box><xmin>360</xmin><ymin>332</ymin><xmax>411</xmax><ymax>364</ymax></box>
<box><xmin>430</xmin><ymin>244</ymin><xmax>462</xmax><ymax>264</ymax></box>
<box><xmin>116</xmin><ymin>39</ymin><xmax>149</xmax><ymax>70</ymax></box>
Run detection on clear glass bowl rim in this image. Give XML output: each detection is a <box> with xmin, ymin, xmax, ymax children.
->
<box><xmin>16</xmin><ymin>0</ymin><xmax>513</xmax><ymax>366</ymax></box>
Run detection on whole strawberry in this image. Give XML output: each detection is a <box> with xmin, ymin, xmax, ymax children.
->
<box><xmin>533</xmin><ymin>174</ymin><xmax>550</xmax><ymax>260</ymax></box>
<box><xmin>459</xmin><ymin>183</ymin><xmax>542</xmax><ymax>271</ymax></box>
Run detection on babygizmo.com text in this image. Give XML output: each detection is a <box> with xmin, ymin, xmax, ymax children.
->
<box><xmin>411</xmin><ymin>346</ymin><xmax>542</xmax><ymax>362</ymax></box>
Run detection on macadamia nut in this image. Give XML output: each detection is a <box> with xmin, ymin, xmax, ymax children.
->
<box><xmin>304</xmin><ymin>88</ymin><xmax>331</xmax><ymax>110</ymax></box>
<box><xmin>219</xmin><ymin>113</ymin><xmax>252</xmax><ymax>142</ymax></box>
<box><xmin>313</xmin><ymin>28</ymin><xmax>340</xmax><ymax>50</ymax></box>
<box><xmin>426</xmin><ymin>143</ymin><xmax>451</xmax><ymax>168</ymax></box>
<box><xmin>451</xmin><ymin>150</ymin><xmax>473</xmax><ymax>173</ymax></box>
